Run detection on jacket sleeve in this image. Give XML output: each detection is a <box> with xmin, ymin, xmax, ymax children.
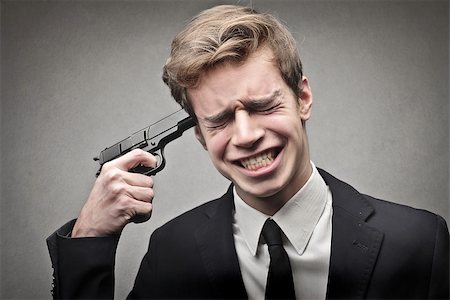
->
<box><xmin>46</xmin><ymin>219</ymin><xmax>120</xmax><ymax>299</ymax></box>
<box><xmin>428</xmin><ymin>215</ymin><xmax>449</xmax><ymax>299</ymax></box>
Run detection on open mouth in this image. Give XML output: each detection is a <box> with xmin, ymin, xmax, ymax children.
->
<box><xmin>236</xmin><ymin>148</ymin><xmax>281</xmax><ymax>171</ymax></box>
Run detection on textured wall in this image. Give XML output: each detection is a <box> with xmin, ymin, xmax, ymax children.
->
<box><xmin>1</xmin><ymin>1</ymin><xmax>448</xmax><ymax>298</ymax></box>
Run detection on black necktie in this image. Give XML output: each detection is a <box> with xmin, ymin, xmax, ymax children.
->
<box><xmin>262</xmin><ymin>219</ymin><xmax>296</xmax><ymax>299</ymax></box>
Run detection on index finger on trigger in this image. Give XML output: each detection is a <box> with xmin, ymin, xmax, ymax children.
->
<box><xmin>116</xmin><ymin>149</ymin><xmax>158</xmax><ymax>171</ymax></box>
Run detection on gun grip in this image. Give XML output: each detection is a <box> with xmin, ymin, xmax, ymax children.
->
<box><xmin>131</xmin><ymin>212</ymin><xmax>152</xmax><ymax>224</ymax></box>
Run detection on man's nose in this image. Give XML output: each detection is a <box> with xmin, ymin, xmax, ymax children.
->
<box><xmin>231</xmin><ymin>110</ymin><xmax>264</xmax><ymax>148</ymax></box>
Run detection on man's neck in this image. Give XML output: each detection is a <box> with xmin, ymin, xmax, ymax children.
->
<box><xmin>236</xmin><ymin>161</ymin><xmax>313</xmax><ymax>216</ymax></box>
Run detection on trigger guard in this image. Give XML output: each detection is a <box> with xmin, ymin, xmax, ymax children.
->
<box><xmin>129</xmin><ymin>152</ymin><xmax>164</xmax><ymax>176</ymax></box>
<box><xmin>143</xmin><ymin>152</ymin><xmax>166</xmax><ymax>176</ymax></box>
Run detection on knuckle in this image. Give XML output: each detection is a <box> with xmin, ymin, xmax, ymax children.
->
<box><xmin>131</xmin><ymin>148</ymin><xmax>147</xmax><ymax>159</ymax></box>
<box><xmin>132</xmin><ymin>149</ymin><xmax>156</xmax><ymax>166</ymax></box>
<box><xmin>109</xmin><ymin>170</ymin><xmax>122</xmax><ymax>182</ymax></box>
<box><xmin>110</xmin><ymin>182</ymin><xmax>126</xmax><ymax>195</ymax></box>
<box><xmin>100</xmin><ymin>161</ymin><xmax>114</xmax><ymax>173</ymax></box>
<box><xmin>131</xmin><ymin>148</ymin><xmax>145</xmax><ymax>155</ymax></box>
<box><xmin>103</xmin><ymin>166</ymin><xmax>122</xmax><ymax>182</ymax></box>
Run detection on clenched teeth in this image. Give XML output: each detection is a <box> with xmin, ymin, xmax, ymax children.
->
<box><xmin>240</xmin><ymin>151</ymin><xmax>275</xmax><ymax>170</ymax></box>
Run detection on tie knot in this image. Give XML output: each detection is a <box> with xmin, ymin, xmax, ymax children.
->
<box><xmin>262</xmin><ymin>219</ymin><xmax>283</xmax><ymax>246</ymax></box>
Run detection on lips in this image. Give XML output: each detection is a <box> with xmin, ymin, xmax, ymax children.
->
<box><xmin>238</xmin><ymin>149</ymin><xmax>279</xmax><ymax>171</ymax></box>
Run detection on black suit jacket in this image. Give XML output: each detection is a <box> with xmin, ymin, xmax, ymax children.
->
<box><xmin>47</xmin><ymin>169</ymin><xmax>449</xmax><ymax>299</ymax></box>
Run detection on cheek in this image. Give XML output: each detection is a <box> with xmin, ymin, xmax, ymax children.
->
<box><xmin>205</xmin><ymin>132</ymin><xmax>229</xmax><ymax>162</ymax></box>
<box><xmin>262</xmin><ymin>114</ymin><xmax>302</xmax><ymax>137</ymax></box>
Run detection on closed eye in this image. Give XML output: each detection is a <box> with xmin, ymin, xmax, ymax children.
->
<box><xmin>202</xmin><ymin>110</ymin><xmax>233</xmax><ymax>131</ymax></box>
<box><xmin>205</xmin><ymin>122</ymin><xmax>228</xmax><ymax>130</ymax></box>
<box><xmin>257</xmin><ymin>102</ymin><xmax>282</xmax><ymax>113</ymax></box>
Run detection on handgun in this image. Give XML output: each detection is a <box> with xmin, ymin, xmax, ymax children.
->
<box><xmin>94</xmin><ymin>109</ymin><xmax>196</xmax><ymax>176</ymax></box>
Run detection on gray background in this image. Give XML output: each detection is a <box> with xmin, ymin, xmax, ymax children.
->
<box><xmin>1</xmin><ymin>0</ymin><xmax>448</xmax><ymax>298</ymax></box>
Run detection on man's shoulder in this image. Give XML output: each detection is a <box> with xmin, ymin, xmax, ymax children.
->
<box><xmin>152</xmin><ymin>185</ymin><xmax>233</xmax><ymax>239</ymax></box>
<box><xmin>318</xmin><ymin>168</ymin><xmax>448</xmax><ymax>237</ymax></box>
<box><xmin>362</xmin><ymin>192</ymin><xmax>448</xmax><ymax>237</ymax></box>
<box><xmin>363</xmin><ymin>192</ymin><xmax>440</xmax><ymax>219</ymax></box>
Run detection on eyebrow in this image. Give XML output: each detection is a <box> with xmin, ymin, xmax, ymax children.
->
<box><xmin>244</xmin><ymin>90</ymin><xmax>282</xmax><ymax>111</ymax></box>
<box><xmin>202</xmin><ymin>90</ymin><xmax>282</xmax><ymax>124</ymax></box>
<box><xmin>203</xmin><ymin>110</ymin><xmax>234</xmax><ymax>124</ymax></box>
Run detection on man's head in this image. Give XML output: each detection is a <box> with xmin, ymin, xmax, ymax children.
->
<box><xmin>163</xmin><ymin>5</ymin><xmax>312</xmax><ymax>213</ymax></box>
<box><xmin>162</xmin><ymin>5</ymin><xmax>303</xmax><ymax>119</ymax></box>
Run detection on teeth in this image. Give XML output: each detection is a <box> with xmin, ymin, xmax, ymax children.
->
<box><xmin>240</xmin><ymin>151</ymin><xmax>275</xmax><ymax>170</ymax></box>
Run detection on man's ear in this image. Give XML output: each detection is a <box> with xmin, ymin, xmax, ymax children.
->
<box><xmin>298</xmin><ymin>76</ymin><xmax>313</xmax><ymax>122</ymax></box>
<box><xmin>195</xmin><ymin>126</ymin><xmax>207</xmax><ymax>150</ymax></box>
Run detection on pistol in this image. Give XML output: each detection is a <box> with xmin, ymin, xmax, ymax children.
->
<box><xmin>95</xmin><ymin>109</ymin><xmax>196</xmax><ymax>176</ymax></box>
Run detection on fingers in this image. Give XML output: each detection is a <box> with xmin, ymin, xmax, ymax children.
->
<box><xmin>73</xmin><ymin>149</ymin><xmax>158</xmax><ymax>237</ymax></box>
<box><xmin>113</xmin><ymin>148</ymin><xmax>158</xmax><ymax>172</ymax></box>
<box><xmin>116</xmin><ymin>194</ymin><xmax>153</xmax><ymax>224</ymax></box>
<box><xmin>105</xmin><ymin>171</ymin><xmax>154</xmax><ymax>203</ymax></box>
<box><xmin>99</xmin><ymin>149</ymin><xmax>155</xmax><ymax>205</ymax></box>
<box><xmin>100</xmin><ymin>149</ymin><xmax>158</xmax><ymax>182</ymax></box>
<box><xmin>129</xmin><ymin>201</ymin><xmax>153</xmax><ymax>224</ymax></box>
<box><xmin>122</xmin><ymin>172</ymin><xmax>154</xmax><ymax>189</ymax></box>
<box><xmin>126</xmin><ymin>185</ymin><xmax>154</xmax><ymax>203</ymax></box>
<box><xmin>100</xmin><ymin>148</ymin><xmax>155</xmax><ymax>186</ymax></box>
<box><xmin>101</xmin><ymin>162</ymin><xmax>154</xmax><ymax>200</ymax></box>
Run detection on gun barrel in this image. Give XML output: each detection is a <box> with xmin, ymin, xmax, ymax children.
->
<box><xmin>179</xmin><ymin>115</ymin><xmax>196</xmax><ymax>131</ymax></box>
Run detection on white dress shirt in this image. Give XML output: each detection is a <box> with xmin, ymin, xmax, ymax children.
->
<box><xmin>232</xmin><ymin>162</ymin><xmax>333</xmax><ymax>299</ymax></box>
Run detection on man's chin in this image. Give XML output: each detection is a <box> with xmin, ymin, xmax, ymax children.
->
<box><xmin>234</xmin><ymin>181</ymin><xmax>284</xmax><ymax>201</ymax></box>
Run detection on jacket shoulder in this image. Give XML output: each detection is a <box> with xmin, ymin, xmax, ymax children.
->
<box><xmin>362</xmin><ymin>193</ymin><xmax>447</xmax><ymax>235</ymax></box>
<box><xmin>319</xmin><ymin>168</ymin><xmax>449</xmax><ymax>298</ymax></box>
<box><xmin>318</xmin><ymin>167</ymin><xmax>447</xmax><ymax>233</ymax></box>
<box><xmin>152</xmin><ymin>186</ymin><xmax>233</xmax><ymax>240</ymax></box>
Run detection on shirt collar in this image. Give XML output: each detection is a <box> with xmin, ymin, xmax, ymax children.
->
<box><xmin>233</xmin><ymin>162</ymin><xmax>329</xmax><ymax>256</ymax></box>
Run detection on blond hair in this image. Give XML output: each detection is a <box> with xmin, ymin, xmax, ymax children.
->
<box><xmin>162</xmin><ymin>5</ymin><xmax>303</xmax><ymax>118</ymax></box>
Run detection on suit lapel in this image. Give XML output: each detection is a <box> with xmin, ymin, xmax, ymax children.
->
<box><xmin>194</xmin><ymin>185</ymin><xmax>247</xmax><ymax>299</ymax></box>
<box><xmin>319</xmin><ymin>169</ymin><xmax>384</xmax><ymax>299</ymax></box>
<box><xmin>193</xmin><ymin>170</ymin><xmax>384</xmax><ymax>299</ymax></box>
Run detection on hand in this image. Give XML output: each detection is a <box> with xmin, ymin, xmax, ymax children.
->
<box><xmin>72</xmin><ymin>149</ymin><xmax>157</xmax><ymax>237</ymax></box>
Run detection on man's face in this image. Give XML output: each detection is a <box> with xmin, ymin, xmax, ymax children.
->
<box><xmin>188</xmin><ymin>47</ymin><xmax>313</xmax><ymax>211</ymax></box>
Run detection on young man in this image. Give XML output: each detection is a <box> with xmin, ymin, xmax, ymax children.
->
<box><xmin>47</xmin><ymin>5</ymin><xmax>449</xmax><ymax>299</ymax></box>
